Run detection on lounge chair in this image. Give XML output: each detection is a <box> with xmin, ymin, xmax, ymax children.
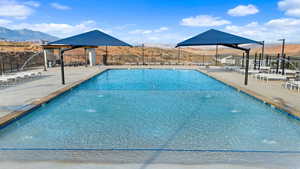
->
<box><xmin>0</xmin><ymin>71</ymin><xmax>42</xmax><ymax>87</ymax></box>
<box><xmin>238</xmin><ymin>69</ymin><xmax>260</xmax><ymax>74</ymax></box>
<box><xmin>0</xmin><ymin>78</ymin><xmax>9</xmax><ymax>87</ymax></box>
<box><xmin>284</xmin><ymin>79</ymin><xmax>300</xmax><ymax>92</ymax></box>
<box><xmin>262</xmin><ymin>74</ymin><xmax>287</xmax><ymax>82</ymax></box>
<box><xmin>292</xmin><ymin>81</ymin><xmax>300</xmax><ymax>93</ymax></box>
<box><xmin>259</xmin><ymin>66</ymin><xmax>271</xmax><ymax>71</ymax></box>
<box><xmin>0</xmin><ymin>76</ymin><xmax>15</xmax><ymax>87</ymax></box>
<box><xmin>290</xmin><ymin>80</ymin><xmax>300</xmax><ymax>92</ymax></box>
<box><xmin>253</xmin><ymin>73</ymin><xmax>269</xmax><ymax>80</ymax></box>
<box><xmin>278</xmin><ymin>69</ymin><xmax>297</xmax><ymax>75</ymax></box>
<box><xmin>224</xmin><ymin>66</ymin><xmax>240</xmax><ymax>71</ymax></box>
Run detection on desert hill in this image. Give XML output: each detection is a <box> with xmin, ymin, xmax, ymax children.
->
<box><xmin>1</xmin><ymin>41</ymin><xmax>300</xmax><ymax>57</ymax></box>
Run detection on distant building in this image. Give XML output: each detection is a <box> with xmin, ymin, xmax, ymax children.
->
<box><xmin>38</xmin><ymin>40</ymin><xmax>49</xmax><ymax>45</ymax></box>
<box><xmin>220</xmin><ymin>55</ymin><xmax>236</xmax><ymax>65</ymax></box>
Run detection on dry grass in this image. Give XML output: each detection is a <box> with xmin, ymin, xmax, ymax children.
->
<box><xmin>182</xmin><ymin>44</ymin><xmax>300</xmax><ymax>57</ymax></box>
<box><xmin>0</xmin><ymin>41</ymin><xmax>41</xmax><ymax>52</ymax></box>
<box><xmin>1</xmin><ymin>41</ymin><xmax>300</xmax><ymax>61</ymax></box>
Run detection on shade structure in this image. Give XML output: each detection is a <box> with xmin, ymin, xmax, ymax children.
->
<box><xmin>48</xmin><ymin>30</ymin><xmax>132</xmax><ymax>47</ymax></box>
<box><xmin>44</xmin><ymin>30</ymin><xmax>132</xmax><ymax>85</ymax></box>
<box><xmin>176</xmin><ymin>29</ymin><xmax>263</xmax><ymax>86</ymax></box>
<box><xmin>176</xmin><ymin>29</ymin><xmax>263</xmax><ymax>47</ymax></box>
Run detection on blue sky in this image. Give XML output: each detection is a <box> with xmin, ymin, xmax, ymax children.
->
<box><xmin>0</xmin><ymin>0</ymin><xmax>300</xmax><ymax>44</ymax></box>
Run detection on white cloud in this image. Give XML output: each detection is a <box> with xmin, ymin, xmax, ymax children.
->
<box><xmin>225</xmin><ymin>22</ymin><xmax>266</xmax><ymax>38</ymax></box>
<box><xmin>266</xmin><ymin>18</ymin><xmax>300</xmax><ymax>27</ymax></box>
<box><xmin>154</xmin><ymin>27</ymin><xmax>169</xmax><ymax>33</ymax></box>
<box><xmin>129</xmin><ymin>27</ymin><xmax>169</xmax><ymax>34</ymax></box>
<box><xmin>114</xmin><ymin>24</ymin><xmax>136</xmax><ymax>30</ymax></box>
<box><xmin>180</xmin><ymin>15</ymin><xmax>231</xmax><ymax>27</ymax></box>
<box><xmin>227</xmin><ymin>4</ymin><xmax>259</xmax><ymax>16</ymax></box>
<box><xmin>129</xmin><ymin>29</ymin><xmax>152</xmax><ymax>34</ymax></box>
<box><xmin>24</xmin><ymin>1</ymin><xmax>40</xmax><ymax>7</ymax></box>
<box><xmin>142</xmin><ymin>30</ymin><xmax>152</xmax><ymax>34</ymax></box>
<box><xmin>50</xmin><ymin>2</ymin><xmax>71</xmax><ymax>10</ymax></box>
<box><xmin>224</xmin><ymin>18</ymin><xmax>300</xmax><ymax>42</ymax></box>
<box><xmin>125</xmin><ymin>27</ymin><xmax>181</xmax><ymax>44</ymax></box>
<box><xmin>123</xmin><ymin>32</ymin><xmax>185</xmax><ymax>45</ymax></box>
<box><xmin>0</xmin><ymin>19</ymin><xmax>12</xmax><ymax>26</ymax></box>
<box><xmin>0</xmin><ymin>0</ymin><xmax>34</xmax><ymax>19</ymax></box>
<box><xmin>278</xmin><ymin>0</ymin><xmax>300</xmax><ymax>17</ymax></box>
<box><xmin>9</xmin><ymin>20</ymin><xmax>102</xmax><ymax>37</ymax></box>
<box><xmin>148</xmin><ymin>36</ymin><xmax>160</xmax><ymax>41</ymax></box>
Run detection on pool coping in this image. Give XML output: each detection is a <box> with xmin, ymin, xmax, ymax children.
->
<box><xmin>0</xmin><ymin>68</ymin><xmax>108</xmax><ymax>128</ymax></box>
<box><xmin>0</xmin><ymin>66</ymin><xmax>299</xmax><ymax>129</ymax></box>
<box><xmin>196</xmin><ymin>69</ymin><xmax>300</xmax><ymax>120</ymax></box>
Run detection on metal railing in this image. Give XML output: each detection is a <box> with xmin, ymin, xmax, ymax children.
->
<box><xmin>1</xmin><ymin>50</ymin><xmax>299</xmax><ymax>76</ymax></box>
<box><xmin>229</xmin><ymin>53</ymin><xmax>300</xmax><ymax>70</ymax></box>
<box><xmin>106</xmin><ymin>54</ymin><xmax>215</xmax><ymax>65</ymax></box>
<box><xmin>0</xmin><ymin>52</ymin><xmax>44</xmax><ymax>75</ymax></box>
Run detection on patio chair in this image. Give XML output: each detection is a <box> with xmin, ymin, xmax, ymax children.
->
<box><xmin>291</xmin><ymin>80</ymin><xmax>300</xmax><ymax>93</ymax></box>
<box><xmin>253</xmin><ymin>73</ymin><xmax>269</xmax><ymax>80</ymax></box>
<box><xmin>238</xmin><ymin>69</ymin><xmax>260</xmax><ymax>75</ymax></box>
<box><xmin>263</xmin><ymin>74</ymin><xmax>287</xmax><ymax>82</ymax></box>
<box><xmin>278</xmin><ymin>69</ymin><xmax>297</xmax><ymax>75</ymax></box>
<box><xmin>0</xmin><ymin>78</ymin><xmax>9</xmax><ymax>88</ymax></box>
<box><xmin>0</xmin><ymin>76</ymin><xmax>15</xmax><ymax>87</ymax></box>
<box><xmin>283</xmin><ymin>79</ymin><xmax>294</xmax><ymax>90</ymax></box>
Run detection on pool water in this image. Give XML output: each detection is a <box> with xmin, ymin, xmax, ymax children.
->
<box><xmin>1</xmin><ymin>69</ymin><xmax>300</xmax><ymax>151</ymax></box>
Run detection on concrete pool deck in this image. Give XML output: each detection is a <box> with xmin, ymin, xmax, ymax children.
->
<box><xmin>199</xmin><ymin>68</ymin><xmax>300</xmax><ymax>117</ymax></box>
<box><xmin>1</xmin><ymin>149</ymin><xmax>300</xmax><ymax>168</ymax></box>
<box><xmin>0</xmin><ymin>66</ymin><xmax>106</xmax><ymax>124</ymax></box>
<box><xmin>0</xmin><ymin>162</ymin><xmax>292</xmax><ymax>169</ymax></box>
<box><xmin>0</xmin><ymin>163</ymin><xmax>286</xmax><ymax>169</ymax></box>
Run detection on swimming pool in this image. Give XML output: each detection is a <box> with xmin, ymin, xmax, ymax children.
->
<box><xmin>1</xmin><ymin>69</ymin><xmax>300</xmax><ymax>152</ymax></box>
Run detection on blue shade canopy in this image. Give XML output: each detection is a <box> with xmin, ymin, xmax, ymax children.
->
<box><xmin>176</xmin><ymin>29</ymin><xmax>263</xmax><ymax>47</ymax></box>
<box><xmin>48</xmin><ymin>30</ymin><xmax>132</xmax><ymax>47</ymax></box>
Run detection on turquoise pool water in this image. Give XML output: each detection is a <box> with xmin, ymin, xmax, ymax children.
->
<box><xmin>1</xmin><ymin>69</ymin><xmax>300</xmax><ymax>152</ymax></box>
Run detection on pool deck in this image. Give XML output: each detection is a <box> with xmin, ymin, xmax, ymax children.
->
<box><xmin>0</xmin><ymin>65</ymin><xmax>300</xmax><ymax>126</ymax></box>
<box><xmin>199</xmin><ymin>68</ymin><xmax>300</xmax><ymax>117</ymax></box>
<box><xmin>0</xmin><ymin>66</ymin><xmax>106</xmax><ymax>126</ymax></box>
<box><xmin>0</xmin><ymin>162</ymin><xmax>288</xmax><ymax>169</ymax></box>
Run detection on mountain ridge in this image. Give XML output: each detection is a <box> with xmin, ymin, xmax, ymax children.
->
<box><xmin>0</xmin><ymin>26</ymin><xmax>58</xmax><ymax>41</ymax></box>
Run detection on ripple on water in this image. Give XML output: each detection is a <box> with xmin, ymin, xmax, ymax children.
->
<box><xmin>86</xmin><ymin>109</ymin><xmax>97</xmax><ymax>113</ymax></box>
<box><xmin>97</xmin><ymin>95</ymin><xmax>104</xmax><ymax>98</ymax></box>
<box><xmin>22</xmin><ymin>136</ymin><xmax>33</xmax><ymax>140</ymax></box>
<box><xmin>262</xmin><ymin>139</ymin><xmax>277</xmax><ymax>145</ymax></box>
<box><xmin>231</xmin><ymin>109</ymin><xmax>240</xmax><ymax>113</ymax></box>
<box><xmin>205</xmin><ymin>95</ymin><xmax>212</xmax><ymax>98</ymax></box>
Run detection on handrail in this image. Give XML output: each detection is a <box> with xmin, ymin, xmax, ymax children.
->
<box><xmin>20</xmin><ymin>51</ymin><xmax>42</xmax><ymax>70</ymax></box>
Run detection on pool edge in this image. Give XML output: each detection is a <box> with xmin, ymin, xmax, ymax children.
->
<box><xmin>196</xmin><ymin>68</ymin><xmax>300</xmax><ymax>120</ymax></box>
<box><xmin>0</xmin><ymin>68</ymin><xmax>109</xmax><ymax>128</ymax></box>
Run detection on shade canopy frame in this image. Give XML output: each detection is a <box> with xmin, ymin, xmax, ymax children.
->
<box><xmin>176</xmin><ymin>29</ymin><xmax>263</xmax><ymax>85</ymax></box>
<box><xmin>42</xmin><ymin>30</ymin><xmax>132</xmax><ymax>85</ymax></box>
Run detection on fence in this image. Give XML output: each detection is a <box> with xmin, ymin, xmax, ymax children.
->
<box><xmin>0</xmin><ymin>51</ymin><xmax>44</xmax><ymax>75</ymax></box>
<box><xmin>106</xmin><ymin>54</ymin><xmax>214</xmax><ymax>65</ymax></box>
<box><xmin>235</xmin><ymin>53</ymin><xmax>300</xmax><ymax>70</ymax></box>
<box><xmin>56</xmin><ymin>53</ymin><xmax>215</xmax><ymax>66</ymax></box>
<box><xmin>264</xmin><ymin>55</ymin><xmax>300</xmax><ymax>70</ymax></box>
<box><xmin>1</xmin><ymin>49</ymin><xmax>299</xmax><ymax>76</ymax></box>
